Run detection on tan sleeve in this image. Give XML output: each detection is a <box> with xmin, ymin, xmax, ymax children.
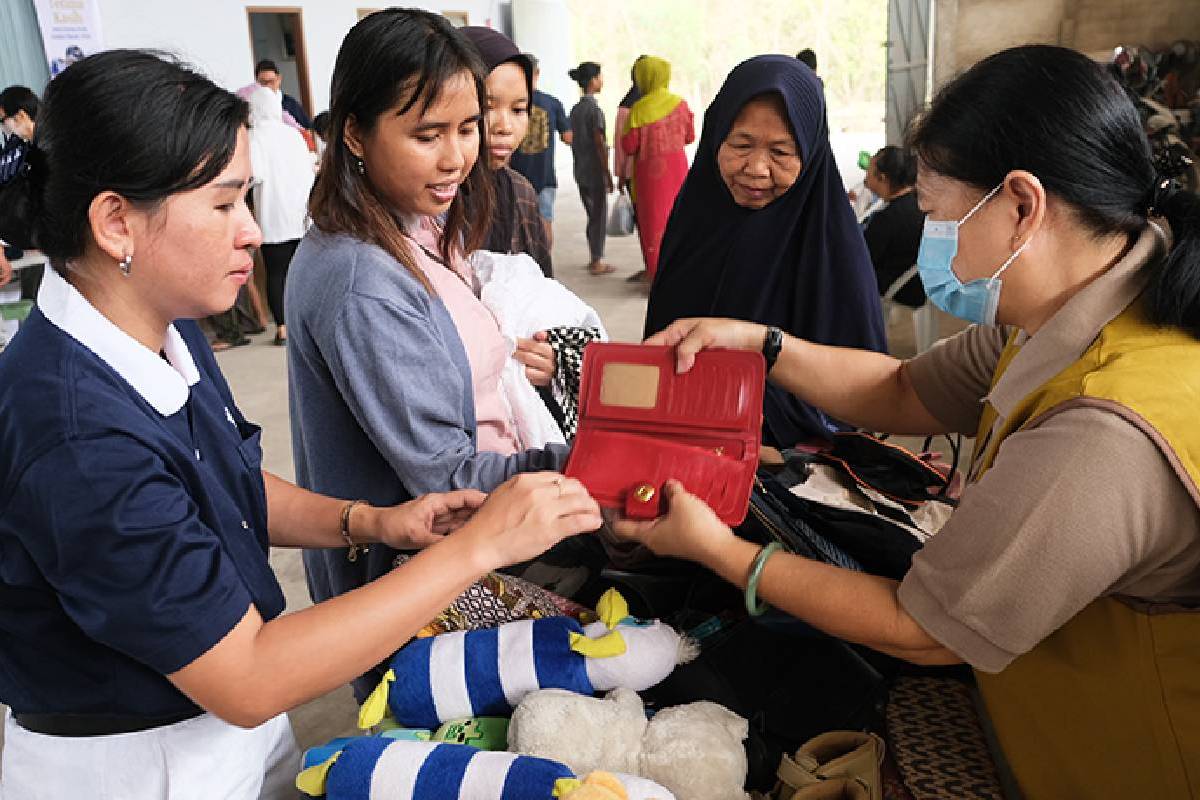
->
<box><xmin>903</xmin><ymin>325</ymin><xmax>1008</xmax><ymax>436</ymax></box>
<box><xmin>897</xmin><ymin>404</ymin><xmax>1200</xmax><ymax>673</ymax></box>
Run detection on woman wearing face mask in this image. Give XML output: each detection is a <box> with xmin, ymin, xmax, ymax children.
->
<box><xmin>0</xmin><ymin>48</ymin><xmax>601</xmax><ymax>799</ymax></box>
<box><xmin>618</xmin><ymin>45</ymin><xmax>1200</xmax><ymax>797</ymax></box>
<box><xmin>644</xmin><ymin>55</ymin><xmax>886</xmax><ymax>448</ymax></box>
<box><xmin>285</xmin><ymin>11</ymin><xmax>580</xmax><ymax>698</ymax></box>
<box><xmin>460</xmin><ymin>26</ymin><xmax>553</xmax><ymax>279</ymax></box>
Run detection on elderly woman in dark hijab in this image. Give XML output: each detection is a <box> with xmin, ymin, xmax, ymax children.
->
<box><xmin>644</xmin><ymin>55</ymin><xmax>886</xmax><ymax>447</ymax></box>
<box><xmin>460</xmin><ymin>26</ymin><xmax>553</xmax><ymax>277</ymax></box>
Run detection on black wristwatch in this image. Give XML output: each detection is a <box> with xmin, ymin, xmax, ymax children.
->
<box><xmin>762</xmin><ymin>326</ymin><xmax>783</xmax><ymax>372</ymax></box>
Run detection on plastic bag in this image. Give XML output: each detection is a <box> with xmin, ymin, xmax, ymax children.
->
<box><xmin>606</xmin><ymin>188</ymin><xmax>635</xmax><ymax>237</ymax></box>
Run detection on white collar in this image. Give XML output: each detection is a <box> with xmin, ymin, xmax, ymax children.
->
<box><xmin>37</xmin><ymin>265</ymin><xmax>201</xmax><ymax>416</ymax></box>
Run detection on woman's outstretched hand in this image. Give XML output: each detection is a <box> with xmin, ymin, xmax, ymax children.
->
<box><xmin>644</xmin><ymin>318</ymin><xmax>767</xmax><ymax>373</ymax></box>
<box><xmin>462</xmin><ymin>472</ymin><xmax>603</xmax><ymax>571</ymax></box>
<box><xmin>373</xmin><ymin>489</ymin><xmax>487</xmax><ymax>549</ymax></box>
<box><xmin>608</xmin><ymin>480</ymin><xmax>737</xmax><ymax>566</ymax></box>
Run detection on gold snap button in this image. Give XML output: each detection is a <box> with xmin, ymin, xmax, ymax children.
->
<box><xmin>634</xmin><ymin>484</ymin><xmax>656</xmax><ymax>503</ymax></box>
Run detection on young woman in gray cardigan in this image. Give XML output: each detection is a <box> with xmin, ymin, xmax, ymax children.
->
<box><xmin>285</xmin><ymin>10</ymin><xmax>572</xmax><ymax>698</ymax></box>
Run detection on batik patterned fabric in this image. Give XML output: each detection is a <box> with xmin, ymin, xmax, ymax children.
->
<box><xmin>393</xmin><ymin>553</ymin><xmax>587</xmax><ymax>638</ymax></box>
<box><xmin>545</xmin><ymin>326</ymin><xmax>604</xmax><ymax>439</ymax></box>
<box><xmin>885</xmin><ymin>677</ymin><xmax>1004</xmax><ymax>800</ymax></box>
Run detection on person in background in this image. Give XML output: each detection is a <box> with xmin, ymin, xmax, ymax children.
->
<box><xmin>1</xmin><ymin>86</ymin><xmax>45</xmax><ymax>304</ymax></box>
<box><xmin>568</xmin><ymin>62</ymin><xmax>614</xmax><ymax>275</ymax></box>
<box><xmin>312</xmin><ymin>110</ymin><xmax>331</xmax><ymax>157</ymax></box>
<box><xmin>246</xmin><ymin>86</ymin><xmax>316</xmax><ymax>346</ymax></box>
<box><xmin>461</xmin><ymin>27</ymin><xmax>553</xmax><ymax>278</ymax></box>
<box><xmin>0</xmin><ymin>86</ymin><xmax>37</xmax><ymax>143</ymax></box>
<box><xmin>253</xmin><ymin>59</ymin><xmax>312</xmax><ymax>130</ymax></box>
<box><xmin>509</xmin><ymin>56</ymin><xmax>572</xmax><ymax>245</ymax></box>
<box><xmin>644</xmin><ymin>55</ymin><xmax>886</xmax><ymax>447</ymax></box>
<box><xmin>619</xmin><ymin>56</ymin><xmax>694</xmax><ymax>285</ymax></box>
<box><xmin>795</xmin><ymin>48</ymin><xmax>818</xmax><ymax>75</ymax></box>
<box><xmin>0</xmin><ymin>47</ymin><xmax>600</xmax><ymax>799</ymax></box>
<box><xmin>613</xmin><ymin>58</ymin><xmax>643</xmax><ymax>196</ymax></box>
<box><xmin>862</xmin><ymin>145</ymin><xmax>925</xmax><ymax>308</ymax></box>
<box><xmin>287</xmin><ymin>11</ymin><xmax>573</xmax><ymax>700</ymax></box>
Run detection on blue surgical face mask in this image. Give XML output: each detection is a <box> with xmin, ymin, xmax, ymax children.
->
<box><xmin>917</xmin><ymin>183</ymin><xmax>1032</xmax><ymax>326</ymax></box>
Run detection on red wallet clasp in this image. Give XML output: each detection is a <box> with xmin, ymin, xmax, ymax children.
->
<box><xmin>623</xmin><ymin>481</ymin><xmax>663</xmax><ymax>520</ymax></box>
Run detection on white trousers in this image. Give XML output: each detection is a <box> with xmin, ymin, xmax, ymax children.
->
<box><xmin>0</xmin><ymin>709</ymin><xmax>300</xmax><ymax>800</ymax></box>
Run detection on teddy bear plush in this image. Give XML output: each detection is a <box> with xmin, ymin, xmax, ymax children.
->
<box><xmin>508</xmin><ymin>688</ymin><xmax>751</xmax><ymax>800</ymax></box>
<box><xmin>358</xmin><ymin>590</ymin><xmax>696</xmax><ymax>730</ymax></box>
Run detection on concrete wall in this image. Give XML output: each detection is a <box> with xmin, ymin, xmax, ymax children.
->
<box><xmin>933</xmin><ymin>0</ymin><xmax>1200</xmax><ymax>86</ymax></box>
<box><xmin>97</xmin><ymin>0</ymin><xmax>505</xmax><ymax>113</ymax></box>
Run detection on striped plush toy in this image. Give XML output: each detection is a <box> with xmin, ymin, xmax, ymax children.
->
<box><xmin>295</xmin><ymin>738</ymin><xmax>676</xmax><ymax>800</ymax></box>
<box><xmin>359</xmin><ymin>590</ymin><xmax>694</xmax><ymax>729</ymax></box>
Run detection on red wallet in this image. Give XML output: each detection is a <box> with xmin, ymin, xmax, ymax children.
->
<box><xmin>564</xmin><ymin>343</ymin><xmax>764</xmax><ymax>525</ymax></box>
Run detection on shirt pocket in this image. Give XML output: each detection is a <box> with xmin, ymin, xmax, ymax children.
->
<box><xmin>232</xmin><ymin>421</ymin><xmax>268</xmax><ymax>535</ymax></box>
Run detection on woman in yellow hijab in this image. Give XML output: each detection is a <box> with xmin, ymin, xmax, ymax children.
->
<box><xmin>620</xmin><ymin>56</ymin><xmax>694</xmax><ymax>284</ymax></box>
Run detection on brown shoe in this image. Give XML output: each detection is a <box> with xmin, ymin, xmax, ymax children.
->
<box><xmin>786</xmin><ymin>777</ymin><xmax>870</xmax><ymax>800</ymax></box>
<box><xmin>775</xmin><ymin>732</ymin><xmax>883</xmax><ymax>800</ymax></box>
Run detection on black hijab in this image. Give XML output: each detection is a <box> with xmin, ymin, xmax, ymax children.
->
<box><xmin>460</xmin><ymin>27</ymin><xmax>537</xmax><ymax>264</ymax></box>
<box><xmin>620</xmin><ymin>58</ymin><xmax>645</xmax><ymax>108</ymax></box>
<box><xmin>644</xmin><ymin>55</ymin><xmax>887</xmax><ymax>447</ymax></box>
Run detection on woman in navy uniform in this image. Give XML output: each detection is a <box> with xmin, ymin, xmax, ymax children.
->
<box><xmin>0</xmin><ymin>50</ymin><xmax>601</xmax><ymax>799</ymax></box>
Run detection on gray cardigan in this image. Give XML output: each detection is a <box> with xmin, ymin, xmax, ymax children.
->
<box><xmin>285</xmin><ymin>228</ymin><xmax>567</xmax><ymax>608</ymax></box>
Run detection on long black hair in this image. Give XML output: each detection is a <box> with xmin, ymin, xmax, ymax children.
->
<box><xmin>308</xmin><ymin>8</ymin><xmax>493</xmax><ymax>288</ymax></box>
<box><xmin>0</xmin><ymin>50</ymin><xmax>247</xmax><ymax>269</ymax></box>
<box><xmin>909</xmin><ymin>44</ymin><xmax>1200</xmax><ymax>337</ymax></box>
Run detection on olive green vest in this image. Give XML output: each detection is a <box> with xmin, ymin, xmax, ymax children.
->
<box><xmin>971</xmin><ymin>301</ymin><xmax>1200</xmax><ymax>798</ymax></box>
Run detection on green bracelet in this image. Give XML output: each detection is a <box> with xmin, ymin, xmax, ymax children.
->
<box><xmin>745</xmin><ymin>542</ymin><xmax>783</xmax><ymax>617</ymax></box>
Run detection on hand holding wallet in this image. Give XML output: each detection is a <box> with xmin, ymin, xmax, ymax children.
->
<box><xmin>565</xmin><ymin>343</ymin><xmax>764</xmax><ymax>525</ymax></box>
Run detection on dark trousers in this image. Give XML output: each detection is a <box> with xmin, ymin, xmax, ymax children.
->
<box><xmin>576</xmin><ymin>179</ymin><xmax>607</xmax><ymax>262</ymax></box>
<box><xmin>261</xmin><ymin>239</ymin><xmax>300</xmax><ymax>326</ymax></box>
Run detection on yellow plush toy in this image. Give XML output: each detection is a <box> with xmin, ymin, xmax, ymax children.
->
<box><xmin>562</xmin><ymin>772</ymin><xmax>630</xmax><ymax>800</ymax></box>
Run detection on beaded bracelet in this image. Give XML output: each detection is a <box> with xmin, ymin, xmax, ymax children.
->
<box><xmin>745</xmin><ymin>542</ymin><xmax>783</xmax><ymax>617</ymax></box>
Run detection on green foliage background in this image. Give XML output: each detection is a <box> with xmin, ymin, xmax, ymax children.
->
<box><xmin>566</xmin><ymin>0</ymin><xmax>888</xmax><ymax>137</ymax></box>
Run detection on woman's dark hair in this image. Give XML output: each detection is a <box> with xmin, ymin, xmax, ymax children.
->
<box><xmin>0</xmin><ymin>50</ymin><xmax>247</xmax><ymax>268</ymax></box>
<box><xmin>873</xmin><ymin>145</ymin><xmax>916</xmax><ymax>189</ymax></box>
<box><xmin>568</xmin><ymin>62</ymin><xmax>601</xmax><ymax>91</ymax></box>
<box><xmin>0</xmin><ymin>85</ymin><xmax>39</xmax><ymax>120</ymax></box>
<box><xmin>312</xmin><ymin>111</ymin><xmax>330</xmax><ymax>138</ymax></box>
<box><xmin>909</xmin><ymin>44</ymin><xmax>1200</xmax><ymax>337</ymax></box>
<box><xmin>308</xmin><ymin>8</ymin><xmax>492</xmax><ymax>288</ymax></box>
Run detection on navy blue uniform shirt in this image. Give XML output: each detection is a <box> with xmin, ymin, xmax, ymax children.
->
<box><xmin>0</xmin><ymin>267</ymin><xmax>285</xmax><ymax>716</ymax></box>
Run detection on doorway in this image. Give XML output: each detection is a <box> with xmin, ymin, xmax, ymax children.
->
<box><xmin>246</xmin><ymin>7</ymin><xmax>313</xmax><ymax>120</ymax></box>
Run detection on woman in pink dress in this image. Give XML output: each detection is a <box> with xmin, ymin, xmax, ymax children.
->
<box><xmin>620</xmin><ymin>56</ymin><xmax>694</xmax><ymax>284</ymax></box>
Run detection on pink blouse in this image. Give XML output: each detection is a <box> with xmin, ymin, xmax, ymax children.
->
<box><xmin>407</xmin><ymin>218</ymin><xmax>520</xmax><ymax>456</ymax></box>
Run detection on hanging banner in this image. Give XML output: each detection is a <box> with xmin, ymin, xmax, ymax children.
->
<box><xmin>32</xmin><ymin>0</ymin><xmax>106</xmax><ymax>77</ymax></box>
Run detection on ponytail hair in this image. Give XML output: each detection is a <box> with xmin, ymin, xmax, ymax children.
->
<box><xmin>1145</xmin><ymin>182</ymin><xmax>1200</xmax><ymax>337</ymax></box>
<box><xmin>909</xmin><ymin>44</ymin><xmax>1200</xmax><ymax>338</ymax></box>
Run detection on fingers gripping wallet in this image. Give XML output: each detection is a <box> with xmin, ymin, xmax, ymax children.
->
<box><xmin>565</xmin><ymin>343</ymin><xmax>764</xmax><ymax>525</ymax></box>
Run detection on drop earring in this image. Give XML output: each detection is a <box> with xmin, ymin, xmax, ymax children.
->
<box><xmin>355</xmin><ymin>157</ymin><xmax>365</xmax><ymax>176</ymax></box>
<box><xmin>119</xmin><ymin>254</ymin><xmax>133</xmax><ymax>277</ymax></box>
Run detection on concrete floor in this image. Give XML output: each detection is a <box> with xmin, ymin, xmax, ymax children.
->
<box><xmin>0</xmin><ymin>172</ymin><xmax>963</xmax><ymax>767</ymax></box>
